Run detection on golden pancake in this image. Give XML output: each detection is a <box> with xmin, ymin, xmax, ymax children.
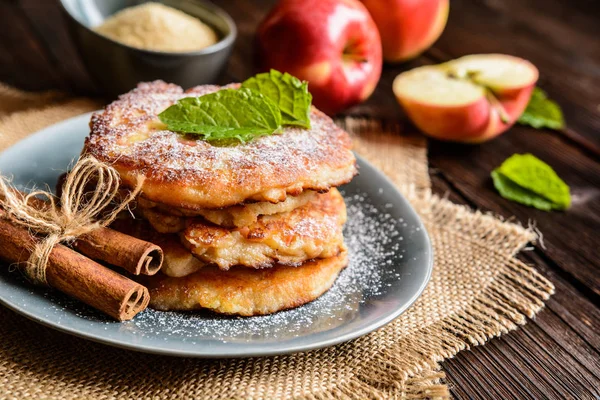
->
<box><xmin>181</xmin><ymin>188</ymin><xmax>347</xmax><ymax>270</ymax></box>
<box><xmin>154</xmin><ymin>233</ymin><xmax>205</xmax><ymax>278</ymax></box>
<box><xmin>137</xmin><ymin>190</ymin><xmax>317</xmax><ymax>230</ymax></box>
<box><xmin>84</xmin><ymin>81</ymin><xmax>357</xmax><ymax>210</ymax></box>
<box><xmin>136</xmin><ymin>206</ymin><xmax>188</xmax><ymax>234</ymax></box>
<box><xmin>145</xmin><ymin>251</ymin><xmax>348</xmax><ymax>316</ymax></box>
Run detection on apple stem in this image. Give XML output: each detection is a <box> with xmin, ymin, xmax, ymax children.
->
<box><xmin>343</xmin><ymin>54</ymin><xmax>368</xmax><ymax>63</ymax></box>
<box><xmin>342</xmin><ymin>40</ymin><xmax>367</xmax><ymax>63</ymax></box>
<box><xmin>486</xmin><ymin>90</ymin><xmax>511</xmax><ymax>124</ymax></box>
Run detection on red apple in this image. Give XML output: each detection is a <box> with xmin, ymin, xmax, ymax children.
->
<box><xmin>361</xmin><ymin>0</ymin><xmax>449</xmax><ymax>62</ymax></box>
<box><xmin>393</xmin><ymin>54</ymin><xmax>539</xmax><ymax>143</ymax></box>
<box><xmin>256</xmin><ymin>0</ymin><xmax>382</xmax><ymax>115</ymax></box>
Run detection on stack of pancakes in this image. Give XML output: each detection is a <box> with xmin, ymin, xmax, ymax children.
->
<box><xmin>84</xmin><ymin>81</ymin><xmax>357</xmax><ymax>316</ymax></box>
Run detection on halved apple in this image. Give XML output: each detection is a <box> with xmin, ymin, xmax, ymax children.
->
<box><xmin>393</xmin><ymin>54</ymin><xmax>539</xmax><ymax>143</ymax></box>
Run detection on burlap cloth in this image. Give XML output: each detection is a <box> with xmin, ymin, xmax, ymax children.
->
<box><xmin>0</xmin><ymin>85</ymin><xmax>554</xmax><ymax>399</ymax></box>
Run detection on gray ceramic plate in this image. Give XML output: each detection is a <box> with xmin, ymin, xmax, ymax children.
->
<box><xmin>0</xmin><ymin>113</ymin><xmax>433</xmax><ymax>358</ymax></box>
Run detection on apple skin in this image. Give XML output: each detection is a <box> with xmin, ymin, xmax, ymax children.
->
<box><xmin>256</xmin><ymin>0</ymin><xmax>382</xmax><ymax>115</ymax></box>
<box><xmin>396</xmin><ymin>84</ymin><xmax>535</xmax><ymax>143</ymax></box>
<box><xmin>393</xmin><ymin>54</ymin><xmax>539</xmax><ymax>143</ymax></box>
<box><xmin>360</xmin><ymin>0</ymin><xmax>449</xmax><ymax>62</ymax></box>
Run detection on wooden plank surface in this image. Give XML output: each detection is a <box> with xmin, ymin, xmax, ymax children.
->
<box><xmin>18</xmin><ymin>0</ymin><xmax>98</xmax><ymax>94</ymax></box>
<box><xmin>1</xmin><ymin>0</ymin><xmax>599</xmax><ymax>398</ymax></box>
<box><xmin>433</xmin><ymin>175</ymin><xmax>600</xmax><ymax>399</ymax></box>
<box><xmin>0</xmin><ymin>1</ymin><xmax>67</xmax><ymax>91</ymax></box>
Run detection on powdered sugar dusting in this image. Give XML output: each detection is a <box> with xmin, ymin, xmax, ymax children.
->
<box><xmin>85</xmin><ymin>81</ymin><xmax>355</xmax><ymax>186</ymax></box>
<box><xmin>84</xmin><ymin>81</ymin><xmax>357</xmax><ymax>209</ymax></box>
<box><xmin>10</xmin><ymin>188</ymin><xmax>410</xmax><ymax>343</ymax></box>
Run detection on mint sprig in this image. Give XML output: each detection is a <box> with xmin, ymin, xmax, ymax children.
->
<box><xmin>158</xmin><ymin>89</ymin><xmax>282</xmax><ymax>143</ymax></box>
<box><xmin>158</xmin><ymin>70</ymin><xmax>312</xmax><ymax>143</ymax></box>
<box><xmin>518</xmin><ymin>87</ymin><xmax>565</xmax><ymax>130</ymax></box>
<box><xmin>242</xmin><ymin>70</ymin><xmax>312</xmax><ymax>128</ymax></box>
<box><xmin>491</xmin><ymin>153</ymin><xmax>570</xmax><ymax>211</ymax></box>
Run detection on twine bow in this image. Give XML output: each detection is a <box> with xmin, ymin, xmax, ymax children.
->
<box><xmin>0</xmin><ymin>156</ymin><xmax>143</xmax><ymax>285</ymax></box>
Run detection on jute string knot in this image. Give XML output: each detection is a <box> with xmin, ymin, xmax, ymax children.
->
<box><xmin>0</xmin><ymin>156</ymin><xmax>144</xmax><ymax>285</ymax></box>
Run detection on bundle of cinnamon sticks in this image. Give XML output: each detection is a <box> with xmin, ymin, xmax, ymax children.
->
<box><xmin>0</xmin><ymin>195</ymin><xmax>163</xmax><ymax>321</ymax></box>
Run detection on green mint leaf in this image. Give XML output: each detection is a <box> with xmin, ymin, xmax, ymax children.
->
<box><xmin>491</xmin><ymin>153</ymin><xmax>571</xmax><ymax>211</ymax></box>
<box><xmin>491</xmin><ymin>171</ymin><xmax>555</xmax><ymax>211</ymax></box>
<box><xmin>518</xmin><ymin>87</ymin><xmax>565</xmax><ymax>130</ymax></box>
<box><xmin>242</xmin><ymin>69</ymin><xmax>312</xmax><ymax>128</ymax></box>
<box><xmin>158</xmin><ymin>88</ymin><xmax>282</xmax><ymax>143</ymax></box>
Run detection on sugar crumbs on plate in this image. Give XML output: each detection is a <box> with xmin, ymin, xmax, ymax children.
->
<box><xmin>24</xmin><ymin>190</ymin><xmax>411</xmax><ymax>342</ymax></box>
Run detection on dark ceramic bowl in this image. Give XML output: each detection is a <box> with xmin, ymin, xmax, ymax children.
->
<box><xmin>60</xmin><ymin>0</ymin><xmax>236</xmax><ymax>97</ymax></box>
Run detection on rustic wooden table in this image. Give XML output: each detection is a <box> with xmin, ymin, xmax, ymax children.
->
<box><xmin>1</xmin><ymin>0</ymin><xmax>599</xmax><ymax>398</ymax></box>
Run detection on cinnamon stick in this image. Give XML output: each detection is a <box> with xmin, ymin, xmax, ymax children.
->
<box><xmin>3</xmin><ymin>190</ymin><xmax>163</xmax><ymax>276</ymax></box>
<box><xmin>0</xmin><ymin>214</ymin><xmax>150</xmax><ymax>321</ymax></box>
<box><xmin>73</xmin><ymin>228</ymin><xmax>163</xmax><ymax>275</ymax></box>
